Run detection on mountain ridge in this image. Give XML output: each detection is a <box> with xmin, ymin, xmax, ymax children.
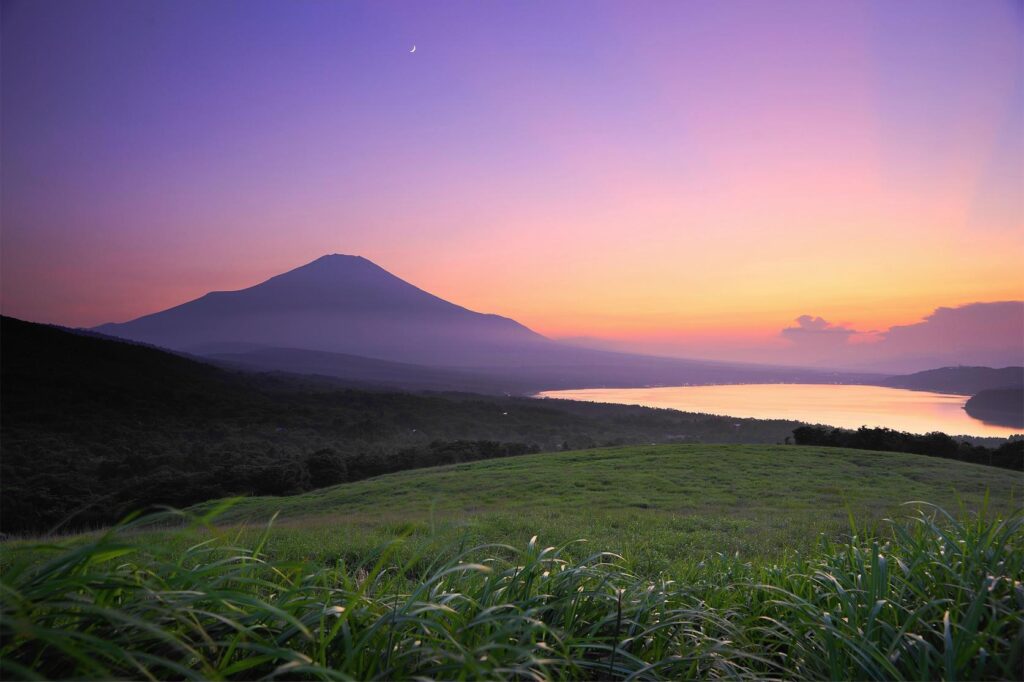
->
<box><xmin>95</xmin><ymin>254</ymin><xmax>550</xmax><ymax>366</ymax></box>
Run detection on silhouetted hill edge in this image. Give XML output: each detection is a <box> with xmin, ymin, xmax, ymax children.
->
<box><xmin>964</xmin><ymin>388</ymin><xmax>1024</xmax><ymax>429</ymax></box>
<box><xmin>880</xmin><ymin>366</ymin><xmax>1024</xmax><ymax>395</ymax></box>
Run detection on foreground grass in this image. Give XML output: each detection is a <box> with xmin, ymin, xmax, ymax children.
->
<box><xmin>3</xmin><ymin>446</ymin><xmax>1022</xmax><ymax>679</ymax></box>
<box><xmin>2</xmin><ymin>503</ymin><xmax>1022</xmax><ymax>680</ymax></box>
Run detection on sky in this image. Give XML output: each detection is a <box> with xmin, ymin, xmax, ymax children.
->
<box><xmin>2</xmin><ymin>0</ymin><xmax>1022</xmax><ymax>368</ymax></box>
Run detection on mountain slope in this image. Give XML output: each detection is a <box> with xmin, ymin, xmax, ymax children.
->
<box><xmin>206</xmin><ymin>345</ymin><xmax>540</xmax><ymax>393</ymax></box>
<box><xmin>96</xmin><ymin>255</ymin><xmax>551</xmax><ymax>367</ymax></box>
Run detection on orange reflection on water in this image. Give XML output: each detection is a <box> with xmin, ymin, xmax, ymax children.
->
<box><xmin>537</xmin><ymin>384</ymin><xmax>1018</xmax><ymax>438</ymax></box>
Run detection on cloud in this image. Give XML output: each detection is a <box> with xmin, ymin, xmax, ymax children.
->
<box><xmin>881</xmin><ymin>301</ymin><xmax>1023</xmax><ymax>352</ymax></box>
<box><xmin>791</xmin><ymin>315</ymin><xmax>831</xmax><ymax>332</ymax></box>
<box><xmin>780</xmin><ymin>315</ymin><xmax>859</xmax><ymax>346</ymax></box>
<box><xmin>778</xmin><ymin>301</ymin><xmax>1023</xmax><ymax>372</ymax></box>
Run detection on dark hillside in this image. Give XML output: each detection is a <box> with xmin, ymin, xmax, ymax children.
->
<box><xmin>1</xmin><ymin>316</ymin><xmax>268</xmax><ymax>420</ymax></box>
<box><xmin>965</xmin><ymin>388</ymin><xmax>1024</xmax><ymax>428</ymax></box>
<box><xmin>0</xmin><ymin>317</ymin><xmax>802</xmax><ymax>535</ymax></box>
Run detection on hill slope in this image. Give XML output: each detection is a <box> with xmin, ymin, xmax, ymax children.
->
<box><xmin>8</xmin><ymin>445</ymin><xmax>1023</xmax><ymax>682</ymax></box>
<box><xmin>194</xmin><ymin>443</ymin><xmax>1024</xmax><ymax>561</ymax></box>
<box><xmin>0</xmin><ymin>316</ymin><xmax>258</xmax><ymax>418</ymax></box>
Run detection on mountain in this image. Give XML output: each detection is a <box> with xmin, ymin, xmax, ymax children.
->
<box><xmin>880</xmin><ymin>366</ymin><xmax>1024</xmax><ymax>395</ymax></box>
<box><xmin>95</xmin><ymin>255</ymin><xmax>875</xmax><ymax>391</ymax></box>
<box><xmin>96</xmin><ymin>255</ymin><xmax>551</xmax><ymax>367</ymax></box>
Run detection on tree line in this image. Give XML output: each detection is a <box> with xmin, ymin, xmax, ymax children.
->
<box><xmin>792</xmin><ymin>426</ymin><xmax>1023</xmax><ymax>471</ymax></box>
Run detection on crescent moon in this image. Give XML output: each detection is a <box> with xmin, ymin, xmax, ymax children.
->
<box><xmin>410</xmin><ymin>45</ymin><xmax>416</xmax><ymax>53</ymax></box>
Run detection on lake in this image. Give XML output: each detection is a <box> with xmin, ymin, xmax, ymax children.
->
<box><xmin>536</xmin><ymin>383</ymin><xmax>1019</xmax><ymax>438</ymax></box>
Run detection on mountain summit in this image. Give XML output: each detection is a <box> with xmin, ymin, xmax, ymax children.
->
<box><xmin>95</xmin><ymin>255</ymin><xmax>549</xmax><ymax>366</ymax></box>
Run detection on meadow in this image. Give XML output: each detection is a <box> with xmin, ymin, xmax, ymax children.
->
<box><xmin>3</xmin><ymin>444</ymin><xmax>1022</xmax><ymax>679</ymax></box>
<box><xmin>184</xmin><ymin>444</ymin><xmax>1022</xmax><ymax>571</ymax></box>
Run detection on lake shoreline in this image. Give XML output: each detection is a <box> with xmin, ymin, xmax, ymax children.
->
<box><xmin>536</xmin><ymin>383</ymin><xmax>1019</xmax><ymax>439</ymax></box>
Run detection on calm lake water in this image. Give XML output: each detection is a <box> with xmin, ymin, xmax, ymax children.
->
<box><xmin>536</xmin><ymin>384</ymin><xmax>1019</xmax><ymax>438</ymax></box>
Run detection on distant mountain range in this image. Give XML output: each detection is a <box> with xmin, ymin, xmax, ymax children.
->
<box><xmin>881</xmin><ymin>366</ymin><xmax>1024</xmax><ymax>395</ymax></box>
<box><xmin>94</xmin><ymin>255</ymin><xmax>870</xmax><ymax>393</ymax></box>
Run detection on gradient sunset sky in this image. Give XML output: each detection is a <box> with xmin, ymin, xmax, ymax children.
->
<box><xmin>2</xmin><ymin>0</ymin><xmax>1022</xmax><ymax>361</ymax></box>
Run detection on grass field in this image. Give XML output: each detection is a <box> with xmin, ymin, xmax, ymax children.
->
<box><xmin>185</xmin><ymin>444</ymin><xmax>1023</xmax><ymax>573</ymax></box>
<box><xmin>3</xmin><ymin>444</ymin><xmax>1023</xmax><ymax>679</ymax></box>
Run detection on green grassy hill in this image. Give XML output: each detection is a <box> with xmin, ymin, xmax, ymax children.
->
<box><xmin>190</xmin><ymin>443</ymin><xmax>1023</xmax><ymax>571</ymax></box>
<box><xmin>6</xmin><ymin>443</ymin><xmax>1022</xmax><ymax>680</ymax></box>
